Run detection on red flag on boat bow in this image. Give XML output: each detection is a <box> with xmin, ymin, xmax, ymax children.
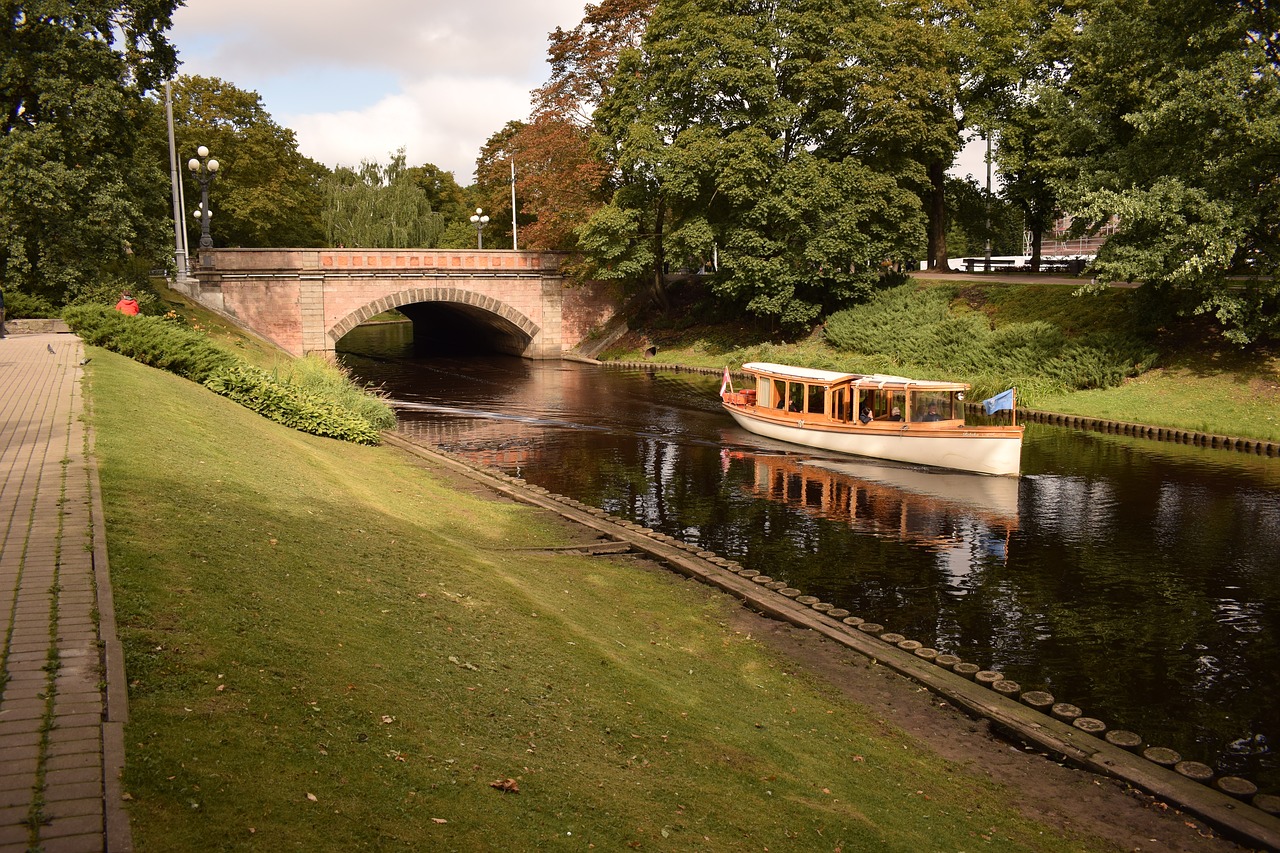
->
<box><xmin>719</xmin><ymin>366</ymin><xmax>732</xmax><ymax>396</ymax></box>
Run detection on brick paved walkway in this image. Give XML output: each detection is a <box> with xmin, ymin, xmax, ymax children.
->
<box><xmin>0</xmin><ymin>334</ymin><xmax>130</xmax><ymax>852</ymax></box>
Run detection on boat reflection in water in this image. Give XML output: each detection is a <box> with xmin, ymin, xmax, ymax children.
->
<box><xmin>724</xmin><ymin>440</ymin><xmax>1018</xmax><ymax>576</ymax></box>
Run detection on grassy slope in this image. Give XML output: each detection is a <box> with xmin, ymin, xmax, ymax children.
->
<box><xmin>88</xmin><ymin>349</ymin><xmax>1111</xmax><ymax>851</ymax></box>
<box><xmin>605</xmin><ymin>279</ymin><xmax>1280</xmax><ymax>443</ymax></box>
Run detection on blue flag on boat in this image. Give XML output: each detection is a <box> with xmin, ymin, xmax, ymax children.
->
<box><xmin>982</xmin><ymin>388</ymin><xmax>1016</xmax><ymax>415</ymax></box>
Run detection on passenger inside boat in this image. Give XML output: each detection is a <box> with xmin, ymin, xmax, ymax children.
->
<box><xmin>922</xmin><ymin>404</ymin><xmax>941</xmax><ymax>422</ymax></box>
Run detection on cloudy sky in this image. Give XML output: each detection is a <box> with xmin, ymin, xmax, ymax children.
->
<box><xmin>170</xmin><ymin>0</ymin><xmax>587</xmax><ymax>182</ymax></box>
<box><xmin>170</xmin><ymin>0</ymin><xmax>989</xmax><ymax>186</ymax></box>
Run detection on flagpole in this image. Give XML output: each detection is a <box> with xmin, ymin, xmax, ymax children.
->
<box><xmin>1012</xmin><ymin>389</ymin><xmax>1017</xmax><ymax>426</ymax></box>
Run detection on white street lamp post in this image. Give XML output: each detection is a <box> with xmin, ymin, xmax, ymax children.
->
<box><xmin>188</xmin><ymin>145</ymin><xmax>220</xmax><ymax>250</ymax></box>
<box><xmin>469</xmin><ymin>208</ymin><xmax>490</xmax><ymax>250</ymax></box>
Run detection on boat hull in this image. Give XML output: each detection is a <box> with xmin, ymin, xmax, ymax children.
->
<box><xmin>724</xmin><ymin>405</ymin><xmax>1022</xmax><ymax>476</ymax></box>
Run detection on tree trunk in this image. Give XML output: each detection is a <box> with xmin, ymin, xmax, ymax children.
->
<box><xmin>1030</xmin><ymin>225</ymin><xmax>1043</xmax><ymax>272</ymax></box>
<box><xmin>927</xmin><ymin>159</ymin><xmax>950</xmax><ymax>271</ymax></box>
<box><xmin>650</xmin><ymin>194</ymin><xmax>670</xmax><ymax>312</ymax></box>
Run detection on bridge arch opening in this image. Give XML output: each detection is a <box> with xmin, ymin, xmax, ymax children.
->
<box><xmin>330</xmin><ymin>288</ymin><xmax>541</xmax><ymax>357</ymax></box>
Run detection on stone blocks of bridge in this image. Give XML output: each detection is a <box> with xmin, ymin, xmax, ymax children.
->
<box><xmin>187</xmin><ymin>249</ymin><xmax>625</xmax><ymax>360</ymax></box>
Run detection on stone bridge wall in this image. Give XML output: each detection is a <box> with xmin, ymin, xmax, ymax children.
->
<box><xmin>181</xmin><ymin>249</ymin><xmax>625</xmax><ymax>359</ymax></box>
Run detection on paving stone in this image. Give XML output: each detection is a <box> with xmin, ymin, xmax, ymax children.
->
<box><xmin>48</xmin><ymin>737</ymin><xmax>102</xmax><ymax>759</ymax></box>
<box><xmin>43</xmin><ymin>781</ymin><xmax>103</xmax><ymax>804</ymax></box>
<box><xmin>0</xmin><ymin>823</ymin><xmax>30</xmax><ymax>847</ymax></box>
<box><xmin>44</xmin><ymin>751</ymin><xmax>103</xmax><ymax>773</ymax></box>
<box><xmin>44</xmin><ymin>797</ymin><xmax>103</xmax><ymax>819</ymax></box>
<box><xmin>41</xmin><ymin>833</ymin><xmax>105</xmax><ymax>853</ymax></box>
<box><xmin>39</xmin><ymin>812</ymin><xmax>104</xmax><ymax>840</ymax></box>
<box><xmin>0</xmin><ymin>787</ymin><xmax>34</xmax><ymax>809</ymax></box>
<box><xmin>0</xmin><ymin>805</ymin><xmax>30</xmax><ymax>827</ymax></box>
<box><xmin>0</xmin><ymin>770</ymin><xmax>39</xmax><ymax>794</ymax></box>
<box><xmin>43</xmin><ymin>766</ymin><xmax>102</xmax><ymax>789</ymax></box>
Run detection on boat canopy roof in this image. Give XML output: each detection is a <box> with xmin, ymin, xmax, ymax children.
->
<box><xmin>741</xmin><ymin>362</ymin><xmax>969</xmax><ymax>392</ymax></box>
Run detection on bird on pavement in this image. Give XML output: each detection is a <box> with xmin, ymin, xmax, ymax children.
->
<box><xmin>47</xmin><ymin>344</ymin><xmax>55</xmax><ymax>354</ymax></box>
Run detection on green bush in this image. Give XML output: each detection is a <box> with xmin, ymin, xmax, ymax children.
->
<box><xmin>203</xmin><ymin>365</ymin><xmax>382</xmax><ymax>445</ymax></box>
<box><xmin>63</xmin><ymin>305</ymin><xmax>239</xmax><ymax>381</ymax></box>
<box><xmin>279</xmin><ymin>355</ymin><xmax>397</xmax><ymax>431</ymax></box>
<box><xmin>3</xmin><ymin>288</ymin><xmax>59</xmax><ymax>319</ymax></box>
<box><xmin>823</xmin><ymin>285</ymin><xmax>1158</xmax><ymax>403</ymax></box>
<box><xmin>63</xmin><ymin>304</ymin><xmax>394</xmax><ymax>444</ymax></box>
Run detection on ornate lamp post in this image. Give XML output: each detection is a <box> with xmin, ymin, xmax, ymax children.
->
<box><xmin>187</xmin><ymin>145</ymin><xmax>220</xmax><ymax>249</ymax></box>
<box><xmin>469</xmin><ymin>207</ymin><xmax>490</xmax><ymax>249</ymax></box>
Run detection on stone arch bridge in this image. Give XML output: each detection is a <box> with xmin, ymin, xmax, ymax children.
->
<box><xmin>175</xmin><ymin>249</ymin><xmax>625</xmax><ymax>359</ymax></box>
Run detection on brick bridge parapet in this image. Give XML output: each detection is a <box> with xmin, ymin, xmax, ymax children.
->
<box><xmin>178</xmin><ymin>248</ymin><xmax>624</xmax><ymax>359</ymax></box>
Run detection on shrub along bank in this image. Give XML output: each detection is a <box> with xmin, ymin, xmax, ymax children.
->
<box><xmin>88</xmin><ymin>349</ymin><xmax>1122</xmax><ymax>851</ymax></box>
<box><xmin>65</xmin><ymin>304</ymin><xmax>394</xmax><ymax>444</ymax></box>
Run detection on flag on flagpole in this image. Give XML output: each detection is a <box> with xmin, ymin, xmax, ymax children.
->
<box><xmin>719</xmin><ymin>366</ymin><xmax>732</xmax><ymax>396</ymax></box>
<box><xmin>981</xmin><ymin>388</ymin><xmax>1016</xmax><ymax>415</ymax></box>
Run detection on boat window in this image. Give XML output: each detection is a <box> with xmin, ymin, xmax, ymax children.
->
<box><xmin>807</xmin><ymin>384</ymin><xmax>825</xmax><ymax>415</ymax></box>
<box><xmin>889</xmin><ymin>392</ymin><xmax>906</xmax><ymax>421</ymax></box>
<box><xmin>914</xmin><ymin>391</ymin><xmax>953</xmax><ymax>421</ymax></box>
<box><xmin>757</xmin><ymin>376</ymin><xmax>772</xmax><ymax>407</ymax></box>
<box><xmin>788</xmin><ymin>382</ymin><xmax>805</xmax><ymax>412</ymax></box>
<box><xmin>833</xmin><ymin>388</ymin><xmax>848</xmax><ymax>422</ymax></box>
<box><xmin>773</xmin><ymin>379</ymin><xmax>787</xmax><ymax>409</ymax></box>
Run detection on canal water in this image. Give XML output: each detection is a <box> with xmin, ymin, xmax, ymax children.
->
<box><xmin>339</xmin><ymin>323</ymin><xmax>1280</xmax><ymax>791</ymax></box>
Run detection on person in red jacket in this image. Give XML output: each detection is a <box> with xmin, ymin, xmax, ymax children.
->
<box><xmin>114</xmin><ymin>290</ymin><xmax>140</xmax><ymax>315</ymax></box>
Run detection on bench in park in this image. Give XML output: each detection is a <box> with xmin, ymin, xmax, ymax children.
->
<box><xmin>962</xmin><ymin>258</ymin><xmax>1016</xmax><ymax>273</ymax></box>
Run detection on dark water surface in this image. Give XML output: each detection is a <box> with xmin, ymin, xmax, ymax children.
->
<box><xmin>340</xmin><ymin>323</ymin><xmax>1280</xmax><ymax>790</ymax></box>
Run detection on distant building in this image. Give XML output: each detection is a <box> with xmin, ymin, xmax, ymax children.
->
<box><xmin>1028</xmin><ymin>215</ymin><xmax>1120</xmax><ymax>259</ymax></box>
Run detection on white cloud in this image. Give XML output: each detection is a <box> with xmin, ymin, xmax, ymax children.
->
<box><xmin>171</xmin><ymin>0</ymin><xmax>586</xmax><ymax>180</ymax></box>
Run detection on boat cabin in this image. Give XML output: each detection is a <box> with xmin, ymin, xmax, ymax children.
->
<box><xmin>736</xmin><ymin>363</ymin><xmax>969</xmax><ymax>427</ymax></box>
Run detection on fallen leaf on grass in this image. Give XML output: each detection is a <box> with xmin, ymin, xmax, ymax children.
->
<box><xmin>305</xmin><ymin>792</ymin><xmax>318</xmax><ymax>802</ymax></box>
<box><xmin>432</xmin><ymin>818</ymin><xmax>447</xmax><ymax>824</ymax></box>
<box><xmin>381</xmin><ymin>715</ymin><xmax>396</xmax><ymax>724</ymax></box>
<box><xmin>489</xmin><ymin>778</ymin><xmax>520</xmax><ymax>793</ymax></box>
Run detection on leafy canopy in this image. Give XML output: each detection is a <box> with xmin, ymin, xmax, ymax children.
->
<box><xmin>580</xmin><ymin>0</ymin><xmax>934</xmax><ymax>328</ymax></box>
<box><xmin>162</xmin><ymin>75</ymin><xmax>328</xmax><ymax>248</ymax></box>
<box><xmin>1</xmin><ymin>1</ymin><xmax>180</xmax><ymax>305</ymax></box>
<box><xmin>1045</xmin><ymin>0</ymin><xmax>1280</xmax><ymax>343</ymax></box>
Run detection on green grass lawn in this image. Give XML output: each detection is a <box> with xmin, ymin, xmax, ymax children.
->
<box><xmin>88</xmin><ymin>349</ymin><xmax>1115</xmax><ymax>851</ymax></box>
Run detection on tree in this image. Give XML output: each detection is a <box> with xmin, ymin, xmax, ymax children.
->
<box><xmin>1047</xmin><ymin>0</ymin><xmax>1280</xmax><ymax>342</ymax></box>
<box><xmin>474</xmin><ymin>115</ymin><xmax>610</xmax><ymax>251</ymax></box>
<box><xmin>164</xmin><ymin>75</ymin><xmax>327</xmax><ymax>248</ymax></box>
<box><xmin>580</xmin><ymin>0</ymin><xmax>929</xmax><ymax>327</ymax></box>
<box><xmin>0</xmin><ymin>1</ymin><xmax>180</xmax><ymax>306</ymax></box>
<box><xmin>404</xmin><ymin>162</ymin><xmax>468</xmax><ymax>225</ymax></box>
<box><xmin>320</xmin><ymin>149</ymin><xmax>446</xmax><ymax>248</ymax></box>
<box><xmin>539</xmin><ymin>0</ymin><xmax>658</xmax><ymax>122</ymax></box>
<box><xmin>945</xmin><ymin>176</ymin><xmax>1022</xmax><ymax>258</ymax></box>
<box><xmin>468</xmin><ymin>0</ymin><xmax>653</xmax><ymax>253</ymax></box>
<box><xmin>996</xmin><ymin>97</ymin><xmax>1061</xmax><ymax>271</ymax></box>
<box><xmin>879</xmin><ymin>0</ymin><xmax>1041</xmax><ymax>271</ymax></box>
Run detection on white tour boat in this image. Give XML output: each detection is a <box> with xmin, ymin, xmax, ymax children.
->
<box><xmin>720</xmin><ymin>362</ymin><xmax>1023</xmax><ymax>476</ymax></box>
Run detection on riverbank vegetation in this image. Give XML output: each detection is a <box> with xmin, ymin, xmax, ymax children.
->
<box><xmin>65</xmin><ymin>302</ymin><xmax>393</xmax><ymax>444</ymax></box>
<box><xmin>602</xmin><ymin>278</ymin><xmax>1280</xmax><ymax>443</ymax></box>
<box><xmin>90</xmin><ymin>347</ymin><xmax>1124</xmax><ymax>850</ymax></box>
